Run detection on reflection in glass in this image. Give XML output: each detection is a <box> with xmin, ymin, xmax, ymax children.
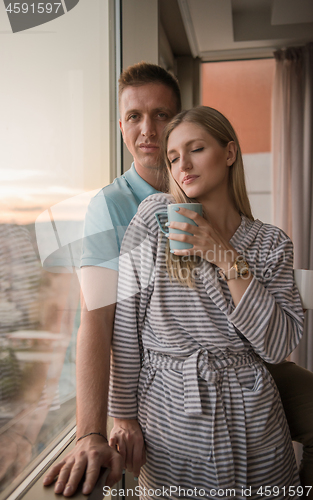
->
<box><xmin>0</xmin><ymin>221</ymin><xmax>79</xmax><ymax>492</ymax></box>
<box><xmin>1</xmin><ymin>0</ymin><xmax>114</xmax><ymax>492</ymax></box>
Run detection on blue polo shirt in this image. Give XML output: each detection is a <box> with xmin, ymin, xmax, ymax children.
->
<box><xmin>80</xmin><ymin>163</ymin><xmax>160</xmax><ymax>271</ymax></box>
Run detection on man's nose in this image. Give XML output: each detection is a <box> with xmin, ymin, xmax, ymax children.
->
<box><xmin>141</xmin><ymin>116</ymin><xmax>156</xmax><ymax>138</ymax></box>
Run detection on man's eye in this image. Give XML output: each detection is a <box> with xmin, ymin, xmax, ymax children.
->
<box><xmin>191</xmin><ymin>147</ymin><xmax>204</xmax><ymax>153</ymax></box>
<box><xmin>128</xmin><ymin>114</ymin><xmax>139</xmax><ymax>121</ymax></box>
<box><xmin>158</xmin><ymin>113</ymin><xmax>168</xmax><ymax>119</ymax></box>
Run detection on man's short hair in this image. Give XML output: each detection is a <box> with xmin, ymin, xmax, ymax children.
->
<box><xmin>119</xmin><ymin>62</ymin><xmax>181</xmax><ymax>113</ymax></box>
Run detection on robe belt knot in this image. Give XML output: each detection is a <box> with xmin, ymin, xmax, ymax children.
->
<box><xmin>144</xmin><ymin>348</ymin><xmax>257</xmax><ymax>415</ymax></box>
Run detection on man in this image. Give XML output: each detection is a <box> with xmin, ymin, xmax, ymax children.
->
<box><xmin>43</xmin><ymin>62</ymin><xmax>181</xmax><ymax>497</ymax></box>
<box><xmin>43</xmin><ymin>62</ymin><xmax>313</xmax><ymax>497</ymax></box>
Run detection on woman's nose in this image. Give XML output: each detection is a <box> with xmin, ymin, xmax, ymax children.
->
<box><xmin>180</xmin><ymin>155</ymin><xmax>192</xmax><ymax>170</ymax></box>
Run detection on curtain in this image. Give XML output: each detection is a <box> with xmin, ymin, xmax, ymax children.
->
<box><xmin>272</xmin><ymin>43</ymin><xmax>313</xmax><ymax>371</ymax></box>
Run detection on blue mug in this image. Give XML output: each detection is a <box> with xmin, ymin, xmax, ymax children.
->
<box><xmin>155</xmin><ymin>203</ymin><xmax>202</xmax><ymax>250</ymax></box>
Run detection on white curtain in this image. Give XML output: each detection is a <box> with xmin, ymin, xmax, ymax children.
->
<box><xmin>272</xmin><ymin>43</ymin><xmax>313</xmax><ymax>371</ymax></box>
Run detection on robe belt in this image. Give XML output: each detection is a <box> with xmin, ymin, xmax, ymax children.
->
<box><xmin>144</xmin><ymin>348</ymin><xmax>257</xmax><ymax>415</ymax></box>
<box><xmin>143</xmin><ymin>348</ymin><xmax>258</xmax><ymax>490</ymax></box>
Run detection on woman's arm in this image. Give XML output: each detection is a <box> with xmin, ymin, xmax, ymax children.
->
<box><xmin>108</xmin><ymin>210</ymin><xmax>157</xmax><ymax>475</ymax></box>
<box><xmin>227</xmin><ymin>236</ymin><xmax>304</xmax><ymax>363</ymax></box>
<box><xmin>166</xmin><ymin>208</ymin><xmax>303</xmax><ymax>364</ymax></box>
<box><xmin>108</xmin><ymin>219</ymin><xmax>154</xmax><ymax>417</ymax></box>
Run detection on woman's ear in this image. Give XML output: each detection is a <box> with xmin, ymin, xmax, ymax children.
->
<box><xmin>226</xmin><ymin>141</ymin><xmax>237</xmax><ymax>166</ymax></box>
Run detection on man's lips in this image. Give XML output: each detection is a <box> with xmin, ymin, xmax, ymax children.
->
<box><xmin>182</xmin><ymin>175</ymin><xmax>199</xmax><ymax>184</ymax></box>
<box><xmin>139</xmin><ymin>143</ymin><xmax>159</xmax><ymax>153</ymax></box>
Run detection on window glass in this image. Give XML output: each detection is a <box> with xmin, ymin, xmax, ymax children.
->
<box><xmin>202</xmin><ymin>59</ymin><xmax>275</xmax><ymax>223</ymax></box>
<box><xmin>0</xmin><ymin>0</ymin><xmax>115</xmax><ymax>493</ymax></box>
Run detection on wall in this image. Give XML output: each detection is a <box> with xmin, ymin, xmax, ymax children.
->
<box><xmin>202</xmin><ymin>58</ymin><xmax>275</xmax><ymax>224</ymax></box>
<box><xmin>121</xmin><ymin>0</ymin><xmax>159</xmax><ymax>173</ymax></box>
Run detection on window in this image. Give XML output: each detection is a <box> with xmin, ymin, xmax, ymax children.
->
<box><xmin>0</xmin><ymin>0</ymin><xmax>117</xmax><ymax>495</ymax></box>
<box><xmin>202</xmin><ymin>58</ymin><xmax>275</xmax><ymax>223</ymax></box>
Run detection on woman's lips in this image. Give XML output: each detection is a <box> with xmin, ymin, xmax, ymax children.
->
<box><xmin>183</xmin><ymin>175</ymin><xmax>199</xmax><ymax>184</ymax></box>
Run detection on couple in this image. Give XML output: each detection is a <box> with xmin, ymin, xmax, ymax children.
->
<box><xmin>44</xmin><ymin>62</ymin><xmax>312</xmax><ymax>498</ymax></box>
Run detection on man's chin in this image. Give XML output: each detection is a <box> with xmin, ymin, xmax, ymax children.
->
<box><xmin>140</xmin><ymin>157</ymin><xmax>165</xmax><ymax>170</ymax></box>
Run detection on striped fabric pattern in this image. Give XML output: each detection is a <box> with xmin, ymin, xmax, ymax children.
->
<box><xmin>109</xmin><ymin>193</ymin><xmax>304</xmax><ymax>499</ymax></box>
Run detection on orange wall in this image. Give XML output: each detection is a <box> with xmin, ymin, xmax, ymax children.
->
<box><xmin>202</xmin><ymin>59</ymin><xmax>275</xmax><ymax>154</ymax></box>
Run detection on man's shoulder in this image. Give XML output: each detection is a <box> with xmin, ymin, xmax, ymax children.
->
<box><xmin>86</xmin><ymin>173</ymin><xmax>140</xmax><ymax>229</ymax></box>
<box><xmin>91</xmin><ymin>174</ymin><xmax>132</xmax><ymax>206</ymax></box>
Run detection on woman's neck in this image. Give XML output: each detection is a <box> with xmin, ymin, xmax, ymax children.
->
<box><xmin>201</xmin><ymin>197</ymin><xmax>242</xmax><ymax>242</ymax></box>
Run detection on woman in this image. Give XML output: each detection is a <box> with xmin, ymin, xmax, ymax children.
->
<box><xmin>109</xmin><ymin>107</ymin><xmax>303</xmax><ymax>499</ymax></box>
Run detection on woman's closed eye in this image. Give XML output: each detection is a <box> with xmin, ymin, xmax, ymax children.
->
<box><xmin>169</xmin><ymin>148</ymin><xmax>203</xmax><ymax>164</ymax></box>
<box><xmin>169</xmin><ymin>156</ymin><xmax>179</xmax><ymax>164</ymax></box>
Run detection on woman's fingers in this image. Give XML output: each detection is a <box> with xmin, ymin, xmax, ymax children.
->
<box><xmin>131</xmin><ymin>433</ymin><xmax>145</xmax><ymax>477</ymax></box>
<box><xmin>168</xmin><ymin>219</ymin><xmax>215</xmax><ymax>239</ymax></box>
<box><xmin>168</xmin><ymin>230</ymin><xmax>212</xmax><ymax>254</ymax></box>
<box><xmin>109</xmin><ymin>434</ymin><xmax>127</xmax><ymax>463</ymax></box>
<box><xmin>173</xmin><ymin>207</ymin><xmax>203</xmax><ymax>223</ymax></box>
<box><xmin>167</xmin><ymin>217</ymin><xmax>229</xmax><ymax>265</ymax></box>
<box><xmin>110</xmin><ymin>427</ymin><xmax>134</xmax><ymax>472</ymax></box>
<box><xmin>168</xmin><ymin>221</ymin><xmax>200</xmax><ymax>235</ymax></box>
<box><xmin>109</xmin><ymin>419</ymin><xmax>146</xmax><ymax>478</ymax></box>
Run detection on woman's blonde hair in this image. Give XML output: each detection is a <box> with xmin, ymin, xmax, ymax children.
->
<box><xmin>162</xmin><ymin>105</ymin><xmax>254</xmax><ymax>288</ymax></box>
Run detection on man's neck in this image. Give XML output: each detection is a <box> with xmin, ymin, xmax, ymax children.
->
<box><xmin>133</xmin><ymin>162</ymin><xmax>167</xmax><ymax>192</ymax></box>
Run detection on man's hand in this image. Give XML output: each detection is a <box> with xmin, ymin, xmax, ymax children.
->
<box><xmin>43</xmin><ymin>434</ymin><xmax>123</xmax><ymax>497</ymax></box>
<box><xmin>109</xmin><ymin>419</ymin><xmax>146</xmax><ymax>478</ymax></box>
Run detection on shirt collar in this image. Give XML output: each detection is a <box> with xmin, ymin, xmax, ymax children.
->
<box><xmin>123</xmin><ymin>162</ymin><xmax>161</xmax><ymax>203</ymax></box>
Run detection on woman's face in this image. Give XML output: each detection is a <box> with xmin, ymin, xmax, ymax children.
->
<box><xmin>167</xmin><ymin>121</ymin><xmax>236</xmax><ymax>203</ymax></box>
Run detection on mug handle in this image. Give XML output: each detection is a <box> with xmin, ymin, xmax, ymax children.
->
<box><xmin>154</xmin><ymin>211</ymin><xmax>169</xmax><ymax>235</ymax></box>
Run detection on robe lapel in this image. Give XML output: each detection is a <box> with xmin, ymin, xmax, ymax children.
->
<box><xmin>196</xmin><ymin>218</ymin><xmax>263</xmax><ymax>314</ymax></box>
<box><xmin>198</xmin><ymin>260</ymin><xmax>229</xmax><ymax>314</ymax></box>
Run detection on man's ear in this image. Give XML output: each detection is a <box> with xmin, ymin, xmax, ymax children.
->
<box><xmin>226</xmin><ymin>141</ymin><xmax>237</xmax><ymax>166</ymax></box>
<box><xmin>119</xmin><ymin>119</ymin><xmax>124</xmax><ymax>138</ymax></box>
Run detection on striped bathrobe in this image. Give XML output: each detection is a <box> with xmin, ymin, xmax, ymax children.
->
<box><xmin>109</xmin><ymin>193</ymin><xmax>303</xmax><ymax>499</ymax></box>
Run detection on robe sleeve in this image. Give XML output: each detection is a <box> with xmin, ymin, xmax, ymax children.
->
<box><xmin>228</xmin><ymin>233</ymin><xmax>304</xmax><ymax>364</ymax></box>
<box><xmin>108</xmin><ymin>197</ymin><xmax>161</xmax><ymax>418</ymax></box>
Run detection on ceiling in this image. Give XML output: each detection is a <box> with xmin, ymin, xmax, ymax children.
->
<box><xmin>160</xmin><ymin>0</ymin><xmax>313</xmax><ymax>61</ymax></box>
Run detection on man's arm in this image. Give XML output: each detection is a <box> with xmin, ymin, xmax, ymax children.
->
<box><xmin>43</xmin><ymin>267</ymin><xmax>123</xmax><ymax>497</ymax></box>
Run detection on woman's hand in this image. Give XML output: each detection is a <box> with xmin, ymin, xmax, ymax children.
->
<box><xmin>167</xmin><ymin>207</ymin><xmax>237</xmax><ymax>272</ymax></box>
<box><xmin>109</xmin><ymin>419</ymin><xmax>146</xmax><ymax>478</ymax></box>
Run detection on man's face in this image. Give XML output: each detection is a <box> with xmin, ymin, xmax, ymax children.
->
<box><xmin>119</xmin><ymin>83</ymin><xmax>178</xmax><ymax>176</ymax></box>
